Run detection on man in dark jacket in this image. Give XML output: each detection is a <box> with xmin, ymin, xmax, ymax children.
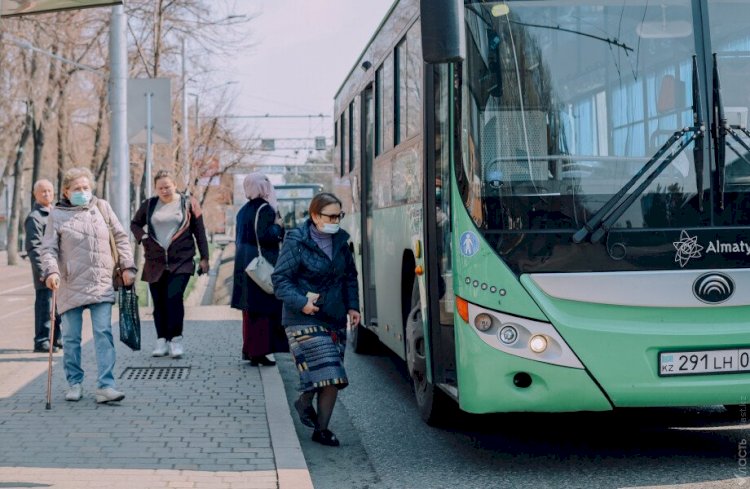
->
<box><xmin>25</xmin><ymin>179</ymin><xmax>61</xmax><ymax>352</ymax></box>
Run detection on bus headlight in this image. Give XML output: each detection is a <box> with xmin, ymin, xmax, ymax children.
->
<box><xmin>529</xmin><ymin>335</ymin><xmax>548</xmax><ymax>353</ymax></box>
<box><xmin>474</xmin><ymin>313</ymin><xmax>493</xmax><ymax>332</ymax></box>
<box><xmin>465</xmin><ymin>301</ymin><xmax>584</xmax><ymax>369</ymax></box>
<box><xmin>498</xmin><ymin>325</ymin><xmax>518</xmax><ymax>345</ymax></box>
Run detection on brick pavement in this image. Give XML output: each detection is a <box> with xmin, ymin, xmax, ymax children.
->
<box><xmin>0</xmin><ymin>252</ymin><xmax>312</xmax><ymax>489</ymax></box>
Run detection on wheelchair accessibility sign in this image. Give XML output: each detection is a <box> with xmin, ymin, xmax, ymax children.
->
<box><xmin>460</xmin><ymin>231</ymin><xmax>480</xmax><ymax>257</ymax></box>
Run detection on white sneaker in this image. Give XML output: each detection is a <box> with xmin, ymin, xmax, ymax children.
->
<box><xmin>169</xmin><ymin>336</ymin><xmax>184</xmax><ymax>358</ymax></box>
<box><xmin>95</xmin><ymin>387</ymin><xmax>125</xmax><ymax>404</ymax></box>
<box><xmin>152</xmin><ymin>338</ymin><xmax>168</xmax><ymax>357</ymax></box>
<box><xmin>65</xmin><ymin>383</ymin><xmax>82</xmax><ymax>402</ymax></box>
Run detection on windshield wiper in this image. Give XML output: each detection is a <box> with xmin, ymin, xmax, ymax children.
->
<box><xmin>691</xmin><ymin>56</ymin><xmax>705</xmax><ymax>213</ymax></box>
<box><xmin>573</xmin><ymin>56</ymin><xmax>705</xmax><ymax>244</ymax></box>
<box><xmin>713</xmin><ymin>53</ymin><xmax>727</xmax><ymax>210</ymax></box>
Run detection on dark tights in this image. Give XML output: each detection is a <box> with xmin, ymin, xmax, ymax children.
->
<box><xmin>298</xmin><ymin>385</ymin><xmax>338</xmax><ymax>430</ymax></box>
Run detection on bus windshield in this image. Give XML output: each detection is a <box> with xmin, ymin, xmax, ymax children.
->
<box><xmin>460</xmin><ymin>1</ymin><xmax>750</xmax><ymax>239</ymax></box>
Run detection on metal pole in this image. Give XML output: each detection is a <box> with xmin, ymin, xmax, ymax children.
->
<box><xmin>145</xmin><ymin>91</ymin><xmax>153</xmax><ymax>308</ymax></box>
<box><xmin>181</xmin><ymin>38</ymin><xmax>189</xmax><ymax>189</ymax></box>
<box><xmin>146</xmin><ymin>92</ymin><xmax>153</xmax><ymax>198</ymax></box>
<box><xmin>109</xmin><ymin>4</ymin><xmax>129</xmax><ymax>225</ymax></box>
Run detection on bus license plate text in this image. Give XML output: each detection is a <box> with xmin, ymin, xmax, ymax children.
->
<box><xmin>659</xmin><ymin>349</ymin><xmax>750</xmax><ymax>376</ymax></box>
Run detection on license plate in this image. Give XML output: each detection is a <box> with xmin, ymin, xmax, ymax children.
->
<box><xmin>659</xmin><ymin>349</ymin><xmax>750</xmax><ymax>376</ymax></box>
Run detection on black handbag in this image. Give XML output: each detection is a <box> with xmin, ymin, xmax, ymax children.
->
<box><xmin>119</xmin><ymin>287</ymin><xmax>141</xmax><ymax>351</ymax></box>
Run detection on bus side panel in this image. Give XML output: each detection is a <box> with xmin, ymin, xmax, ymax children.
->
<box><xmin>521</xmin><ymin>278</ymin><xmax>750</xmax><ymax>408</ymax></box>
<box><xmin>454</xmin><ymin>317</ymin><xmax>612</xmax><ymax>413</ymax></box>
<box><xmin>371</xmin><ymin>204</ymin><xmax>421</xmax><ymax>358</ymax></box>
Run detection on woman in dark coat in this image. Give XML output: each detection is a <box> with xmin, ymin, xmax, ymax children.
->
<box><xmin>131</xmin><ymin>169</ymin><xmax>210</xmax><ymax>359</ymax></box>
<box><xmin>231</xmin><ymin>173</ymin><xmax>287</xmax><ymax>366</ymax></box>
<box><xmin>272</xmin><ymin>192</ymin><xmax>360</xmax><ymax>447</ymax></box>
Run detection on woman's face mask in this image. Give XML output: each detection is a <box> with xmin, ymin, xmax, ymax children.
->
<box><xmin>70</xmin><ymin>190</ymin><xmax>92</xmax><ymax>206</ymax></box>
<box><xmin>320</xmin><ymin>223</ymin><xmax>340</xmax><ymax>234</ymax></box>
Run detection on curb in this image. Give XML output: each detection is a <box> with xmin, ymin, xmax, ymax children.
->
<box><xmin>261</xmin><ymin>366</ymin><xmax>315</xmax><ymax>489</ymax></box>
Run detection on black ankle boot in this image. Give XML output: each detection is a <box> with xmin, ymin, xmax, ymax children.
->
<box><xmin>312</xmin><ymin>429</ymin><xmax>340</xmax><ymax>447</ymax></box>
<box><xmin>250</xmin><ymin>355</ymin><xmax>276</xmax><ymax>366</ymax></box>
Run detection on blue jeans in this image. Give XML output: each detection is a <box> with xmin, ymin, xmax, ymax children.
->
<box><xmin>34</xmin><ymin>288</ymin><xmax>61</xmax><ymax>347</ymax></box>
<box><xmin>61</xmin><ymin>302</ymin><xmax>116</xmax><ymax>389</ymax></box>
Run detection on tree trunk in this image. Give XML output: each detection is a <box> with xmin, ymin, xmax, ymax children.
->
<box><xmin>7</xmin><ymin>114</ymin><xmax>32</xmax><ymax>265</ymax></box>
<box><xmin>31</xmin><ymin>117</ymin><xmax>44</xmax><ymax>200</ymax></box>
<box><xmin>57</xmin><ymin>95</ymin><xmax>66</xmax><ymax>200</ymax></box>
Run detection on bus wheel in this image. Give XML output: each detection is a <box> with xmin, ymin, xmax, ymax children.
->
<box><xmin>405</xmin><ymin>289</ymin><xmax>448</xmax><ymax>425</ymax></box>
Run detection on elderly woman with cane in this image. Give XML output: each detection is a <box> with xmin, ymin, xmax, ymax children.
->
<box><xmin>41</xmin><ymin>167</ymin><xmax>136</xmax><ymax>404</ymax></box>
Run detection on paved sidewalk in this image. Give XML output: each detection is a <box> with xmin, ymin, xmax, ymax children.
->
<box><xmin>0</xmin><ymin>252</ymin><xmax>312</xmax><ymax>489</ymax></box>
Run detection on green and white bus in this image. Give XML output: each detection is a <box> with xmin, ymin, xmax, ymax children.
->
<box><xmin>275</xmin><ymin>183</ymin><xmax>324</xmax><ymax>229</ymax></box>
<box><xmin>333</xmin><ymin>0</ymin><xmax>750</xmax><ymax>423</ymax></box>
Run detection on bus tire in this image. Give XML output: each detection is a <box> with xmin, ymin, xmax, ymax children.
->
<box><xmin>405</xmin><ymin>282</ymin><xmax>449</xmax><ymax>425</ymax></box>
<box><xmin>351</xmin><ymin>324</ymin><xmax>378</xmax><ymax>354</ymax></box>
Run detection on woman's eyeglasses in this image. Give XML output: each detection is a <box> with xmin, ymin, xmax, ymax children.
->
<box><xmin>320</xmin><ymin>212</ymin><xmax>346</xmax><ymax>222</ymax></box>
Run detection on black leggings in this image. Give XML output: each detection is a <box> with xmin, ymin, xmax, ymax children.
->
<box><xmin>149</xmin><ymin>272</ymin><xmax>190</xmax><ymax>341</ymax></box>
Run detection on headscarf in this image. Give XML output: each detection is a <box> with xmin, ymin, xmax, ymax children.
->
<box><xmin>243</xmin><ymin>172</ymin><xmax>278</xmax><ymax>210</ymax></box>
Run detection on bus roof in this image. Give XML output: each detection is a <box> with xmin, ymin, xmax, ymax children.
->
<box><xmin>333</xmin><ymin>0</ymin><xmax>400</xmax><ymax>100</ymax></box>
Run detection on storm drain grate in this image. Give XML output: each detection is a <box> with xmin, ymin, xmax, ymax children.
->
<box><xmin>120</xmin><ymin>367</ymin><xmax>191</xmax><ymax>381</ymax></box>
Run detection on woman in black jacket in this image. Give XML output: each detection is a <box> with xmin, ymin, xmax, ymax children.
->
<box><xmin>272</xmin><ymin>192</ymin><xmax>360</xmax><ymax>447</ymax></box>
<box><xmin>131</xmin><ymin>169</ymin><xmax>209</xmax><ymax>359</ymax></box>
<box><xmin>231</xmin><ymin>173</ymin><xmax>287</xmax><ymax>366</ymax></box>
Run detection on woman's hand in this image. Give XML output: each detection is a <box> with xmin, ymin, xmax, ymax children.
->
<box><xmin>301</xmin><ymin>297</ymin><xmax>319</xmax><ymax>315</ymax></box>
<box><xmin>45</xmin><ymin>273</ymin><xmax>60</xmax><ymax>291</ymax></box>
<box><xmin>348</xmin><ymin>309</ymin><xmax>361</xmax><ymax>327</ymax></box>
<box><xmin>199</xmin><ymin>258</ymin><xmax>209</xmax><ymax>274</ymax></box>
<box><xmin>122</xmin><ymin>269</ymin><xmax>136</xmax><ymax>287</ymax></box>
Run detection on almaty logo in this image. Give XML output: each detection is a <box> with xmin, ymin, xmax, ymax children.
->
<box><xmin>673</xmin><ymin>230</ymin><xmax>703</xmax><ymax>267</ymax></box>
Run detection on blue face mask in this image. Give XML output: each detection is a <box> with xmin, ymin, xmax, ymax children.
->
<box><xmin>70</xmin><ymin>191</ymin><xmax>92</xmax><ymax>206</ymax></box>
<box><xmin>321</xmin><ymin>223</ymin><xmax>340</xmax><ymax>234</ymax></box>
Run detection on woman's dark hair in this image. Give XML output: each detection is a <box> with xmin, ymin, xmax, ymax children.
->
<box><xmin>154</xmin><ymin>169</ymin><xmax>174</xmax><ymax>184</ymax></box>
<box><xmin>309</xmin><ymin>192</ymin><xmax>342</xmax><ymax>216</ymax></box>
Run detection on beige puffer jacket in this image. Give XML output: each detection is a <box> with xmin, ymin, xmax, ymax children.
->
<box><xmin>41</xmin><ymin>197</ymin><xmax>136</xmax><ymax>314</ymax></box>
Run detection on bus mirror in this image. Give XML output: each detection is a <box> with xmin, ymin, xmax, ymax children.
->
<box><xmin>420</xmin><ymin>0</ymin><xmax>465</xmax><ymax>63</ymax></box>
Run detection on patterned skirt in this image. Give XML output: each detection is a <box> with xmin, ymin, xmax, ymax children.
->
<box><xmin>286</xmin><ymin>324</ymin><xmax>348</xmax><ymax>393</ymax></box>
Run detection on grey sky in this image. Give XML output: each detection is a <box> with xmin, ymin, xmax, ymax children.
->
<box><xmin>218</xmin><ymin>0</ymin><xmax>394</xmax><ymax>166</ymax></box>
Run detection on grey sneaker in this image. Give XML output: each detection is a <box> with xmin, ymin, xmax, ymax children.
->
<box><xmin>169</xmin><ymin>336</ymin><xmax>184</xmax><ymax>358</ymax></box>
<box><xmin>95</xmin><ymin>387</ymin><xmax>125</xmax><ymax>404</ymax></box>
<box><xmin>152</xmin><ymin>338</ymin><xmax>168</xmax><ymax>357</ymax></box>
<box><xmin>65</xmin><ymin>383</ymin><xmax>83</xmax><ymax>402</ymax></box>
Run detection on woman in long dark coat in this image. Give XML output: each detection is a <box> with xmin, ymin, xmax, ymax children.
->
<box><xmin>231</xmin><ymin>173</ymin><xmax>287</xmax><ymax>366</ymax></box>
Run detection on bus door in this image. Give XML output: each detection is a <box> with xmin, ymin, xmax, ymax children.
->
<box><xmin>424</xmin><ymin>65</ymin><xmax>456</xmax><ymax>386</ymax></box>
<box><xmin>361</xmin><ymin>84</ymin><xmax>379</xmax><ymax>329</ymax></box>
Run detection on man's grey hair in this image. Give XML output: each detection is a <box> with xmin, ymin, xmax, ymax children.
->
<box><xmin>33</xmin><ymin>179</ymin><xmax>54</xmax><ymax>192</ymax></box>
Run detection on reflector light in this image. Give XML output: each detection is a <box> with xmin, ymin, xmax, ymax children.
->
<box><xmin>456</xmin><ymin>296</ymin><xmax>469</xmax><ymax>323</ymax></box>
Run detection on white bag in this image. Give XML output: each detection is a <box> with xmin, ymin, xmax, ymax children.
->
<box><xmin>244</xmin><ymin>203</ymin><xmax>275</xmax><ymax>294</ymax></box>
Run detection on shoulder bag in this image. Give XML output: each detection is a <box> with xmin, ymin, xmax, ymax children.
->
<box><xmin>245</xmin><ymin>203</ymin><xmax>275</xmax><ymax>294</ymax></box>
<box><xmin>95</xmin><ymin>200</ymin><xmax>124</xmax><ymax>290</ymax></box>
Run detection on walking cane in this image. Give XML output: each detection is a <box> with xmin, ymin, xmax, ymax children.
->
<box><xmin>45</xmin><ymin>288</ymin><xmax>57</xmax><ymax>410</ymax></box>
